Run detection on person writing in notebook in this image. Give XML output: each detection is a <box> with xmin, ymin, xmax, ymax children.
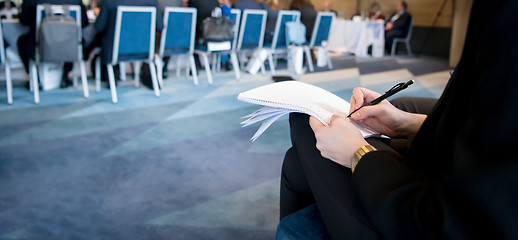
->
<box><xmin>279</xmin><ymin>0</ymin><xmax>518</xmax><ymax>239</ymax></box>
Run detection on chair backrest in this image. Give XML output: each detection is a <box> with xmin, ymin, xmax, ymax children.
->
<box><xmin>309</xmin><ymin>11</ymin><xmax>334</xmax><ymax>48</ymax></box>
<box><xmin>112</xmin><ymin>6</ymin><xmax>156</xmax><ymax>64</ymax></box>
<box><xmin>159</xmin><ymin>7</ymin><xmax>197</xmax><ymax>58</ymax></box>
<box><xmin>35</xmin><ymin>4</ymin><xmax>82</xmax><ymax>60</ymax></box>
<box><xmin>271</xmin><ymin>10</ymin><xmax>300</xmax><ymax>50</ymax></box>
<box><xmin>229</xmin><ymin>9</ymin><xmax>241</xmax><ymax>50</ymax></box>
<box><xmin>36</xmin><ymin>4</ymin><xmax>82</xmax><ymax>40</ymax></box>
<box><xmin>237</xmin><ymin>9</ymin><xmax>267</xmax><ymax>51</ymax></box>
<box><xmin>404</xmin><ymin>18</ymin><xmax>413</xmax><ymax>41</ymax></box>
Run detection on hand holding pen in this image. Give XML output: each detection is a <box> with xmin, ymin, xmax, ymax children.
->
<box><xmin>347</xmin><ymin>80</ymin><xmax>414</xmax><ymax>118</ymax></box>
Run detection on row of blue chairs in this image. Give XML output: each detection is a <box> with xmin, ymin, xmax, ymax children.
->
<box><xmin>1</xmin><ymin>6</ymin><xmax>335</xmax><ymax>104</ymax></box>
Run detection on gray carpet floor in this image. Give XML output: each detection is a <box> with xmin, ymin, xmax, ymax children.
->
<box><xmin>0</xmin><ymin>55</ymin><xmax>451</xmax><ymax>239</ymax></box>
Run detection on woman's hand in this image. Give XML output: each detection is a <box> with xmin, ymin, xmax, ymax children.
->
<box><xmin>309</xmin><ymin>116</ymin><xmax>368</xmax><ymax>168</ymax></box>
<box><xmin>349</xmin><ymin>87</ymin><xmax>426</xmax><ymax>139</ymax></box>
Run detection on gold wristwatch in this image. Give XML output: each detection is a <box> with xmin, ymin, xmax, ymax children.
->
<box><xmin>351</xmin><ymin>145</ymin><xmax>377</xmax><ymax>173</ymax></box>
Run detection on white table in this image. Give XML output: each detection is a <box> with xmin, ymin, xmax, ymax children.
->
<box><xmin>327</xmin><ymin>19</ymin><xmax>385</xmax><ymax>58</ymax></box>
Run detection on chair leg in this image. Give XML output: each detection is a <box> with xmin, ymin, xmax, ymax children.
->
<box><xmin>230</xmin><ymin>51</ymin><xmax>241</xmax><ymax>80</ymax></box>
<box><xmin>391</xmin><ymin>41</ymin><xmax>397</xmax><ymax>56</ymax></box>
<box><xmin>218</xmin><ymin>54</ymin><xmax>222</xmax><ymax>72</ymax></box>
<box><xmin>79</xmin><ymin>60</ymin><xmax>89</xmax><ymax>98</ymax></box>
<box><xmin>72</xmin><ymin>61</ymin><xmax>78</xmax><ymax>88</ymax></box>
<box><xmin>119</xmin><ymin>63</ymin><xmax>127</xmax><ymax>81</ymax></box>
<box><xmin>30</xmin><ymin>60</ymin><xmax>40</xmax><ymax>104</ymax></box>
<box><xmin>303</xmin><ymin>46</ymin><xmax>314</xmax><ymax>72</ymax></box>
<box><xmin>5</xmin><ymin>61</ymin><xmax>12</xmax><ymax>104</ymax></box>
<box><xmin>176</xmin><ymin>55</ymin><xmax>182</xmax><ymax>78</ymax></box>
<box><xmin>154</xmin><ymin>55</ymin><xmax>164</xmax><ymax>89</ymax></box>
<box><xmin>189</xmin><ymin>54</ymin><xmax>199</xmax><ymax>86</ymax></box>
<box><xmin>134</xmin><ymin>61</ymin><xmax>141</xmax><ymax>88</ymax></box>
<box><xmin>107</xmin><ymin>64</ymin><xmax>118</xmax><ymax>103</ymax></box>
<box><xmin>197</xmin><ymin>52</ymin><xmax>213</xmax><ymax>85</ymax></box>
<box><xmin>95</xmin><ymin>57</ymin><xmax>101</xmax><ymax>92</ymax></box>
<box><xmin>148</xmin><ymin>61</ymin><xmax>160</xmax><ymax>97</ymax></box>
<box><xmin>324</xmin><ymin>46</ymin><xmax>333</xmax><ymax>69</ymax></box>
<box><xmin>212</xmin><ymin>53</ymin><xmax>217</xmax><ymax>73</ymax></box>
<box><xmin>406</xmin><ymin>41</ymin><xmax>412</xmax><ymax>56</ymax></box>
<box><xmin>202</xmin><ymin>53</ymin><xmax>213</xmax><ymax>85</ymax></box>
<box><xmin>268</xmin><ymin>50</ymin><xmax>276</xmax><ymax>75</ymax></box>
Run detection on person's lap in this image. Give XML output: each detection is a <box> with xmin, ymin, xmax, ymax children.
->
<box><xmin>280</xmin><ymin>97</ymin><xmax>438</xmax><ymax>238</ymax></box>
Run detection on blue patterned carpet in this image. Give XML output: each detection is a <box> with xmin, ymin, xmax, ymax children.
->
<box><xmin>0</xmin><ymin>56</ymin><xmax>450</xmax><ymax>240</ymax></box>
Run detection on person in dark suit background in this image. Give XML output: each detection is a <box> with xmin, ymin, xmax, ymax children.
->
<box><xmin>94</xmin><ymin>0</ymin><xmax>163</xmax><ymax>66</ymax></box>
<box><xmin>279</xmin><ymin>0</ymin><xmax>518</xmax><ymax>239</ymax></box>
<box><xmin>158</xmin><ymin>0</ymin><xmax>183</xmax><ymax>15</ymax></box>
<box><xmin>384</xmin><ymin>0</ymin><xmax>411</xmax><ymax>51</ymax></box>
<box><xmin>232</xmin><ymin>0</ymin><xmax>262</xmax><ymax>10</ymax></box>
<box><xmin>17</xmin><ymin>0</ymin><xmax>88</xmax><ymax>88</ymax></box>
<box><xmin>290</xmin><ymin>0</ymin><xmax>317</xmax><ymax>42</ymax></box>
<box><xmin>187</xmin><ymin>0</ymin><xmax>219</xmax><ymax>44</ymax></box>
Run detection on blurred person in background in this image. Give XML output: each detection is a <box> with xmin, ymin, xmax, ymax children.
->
<box><xmin>290</xmin><ymin>0</ymin><xmax>316</xmax><ymax>42</ymax></box>
<box><xmin>369</xmin><ymin>2</ymin><xmax>384</xmax><ymax>21</ymax></box>
<box><xmin>232</xmin><ymin>0</ymin><xmax>262</xmax><ymax>10</ymax></box>
<box><xmin>384</xmin><ymin>0</ymin><xmax>411</xmax><ymax>51</ymax></box>
<box><xmin>322</xmin><ymin>0</ymin><xmax>337</xmax><ymax>16</ymax></box>
<box><xmin>187</xmin><ymin>0</ymin><xmax>219</xmax><ymax>44</ymax></box>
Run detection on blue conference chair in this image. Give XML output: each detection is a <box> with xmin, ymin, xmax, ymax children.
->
<box><xmin>0</xmin><ymin>21</ymin><xmax>13</xmax><ymax>104</ymax></box>
<box><xmin>264</xmin><ymin>10</ymin><xmax>300</xmax><ymax>75</ymax></box>
<box><xmin>32</xmin><ymin>4</ymin><xmax>88</xmax><ymax>104</ymax></box>
<box><xmin>193</xmin><ymin>9</ymin><xmax>242</xmax><ymax>84</ymax></box>
<box><xmin>207</xmin><ymin>8</ymin><xmax>242</xmax><ymax>79</ymax></box>
<box><xmin>305</xmin><ymin>11</ymin><xmax>335</xmax><ymax>71</ymax></box>
<box><xmin>156</xmin><ymin>7</ymin><xmax>198</xmax><ymax>85</ymax></box>
<box><xmin>101</xmin><ymin>6</ymin><xmax>160</xmax><ymax>103</ymax></box>
<box><xmin>236</xmin><ymin>9</ymin><xmax>267</xmax><ymax>74</ymax></box>
<box><xmin>391</xmin><ymin>18</ymin><xmax>413</xmax><ymax>56</ymax></box>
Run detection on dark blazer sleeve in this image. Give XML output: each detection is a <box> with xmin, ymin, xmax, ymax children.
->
<box><xmin>349</xmin><ymin>1</ymin><xmax>518</xmax><ymax>239</ymax></box>
<box><xmin>18</xmin><ymin>0</ymin><xmax>36</xmax><ymax>26</ymax></box>
<box><xmin>94</xmin><ymin>1</ymin><xmax>110</xmax><ymax>33</ymax></box>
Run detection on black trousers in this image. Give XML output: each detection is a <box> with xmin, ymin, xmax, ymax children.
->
<box><xmin>279</xmin><ymin>97</ymin><xmax>437</xmax><ymax>240</ymax></box>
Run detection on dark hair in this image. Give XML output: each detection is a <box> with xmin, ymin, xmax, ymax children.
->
<box><xmin>401</xmin><ymin>1</ymin><xmax>408</xmax><ymax>10</ymax></box>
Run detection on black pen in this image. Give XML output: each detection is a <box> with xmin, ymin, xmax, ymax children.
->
<box><xmin>347</xmin><ymin>80</ymin><xmax>414</xmax><ymax>118</ymax></box>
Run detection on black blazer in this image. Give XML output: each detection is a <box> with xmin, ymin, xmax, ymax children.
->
<box><xmin>388</xmin><ymin>11</ymin><xmax>412</xmax><ymax>38</ymax></box>
<box><xmin>94</xmin><ymin>0</ymin><xmax>163</xmax><ymax>64</ymax></box>
<box><xmin>350</xmin><ymin>0</ymin><xmax>518</xmax><ymax>239</ymax></box>
<box><xmin>18</xmin><ymin>0</ymin><xmax>88</xmax><ymax>58</ymax></box>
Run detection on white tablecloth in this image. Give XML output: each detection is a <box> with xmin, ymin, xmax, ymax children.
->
<box><xmin>327</xmin><ymin>19</ymin><xmax>385</xmax><ymax>58</ymax></box>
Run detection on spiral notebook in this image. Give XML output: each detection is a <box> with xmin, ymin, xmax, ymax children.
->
<box><xmin>237</xmin><ymin>81</ymin><xmax>379</xmax><ymax>141</ymax></box>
